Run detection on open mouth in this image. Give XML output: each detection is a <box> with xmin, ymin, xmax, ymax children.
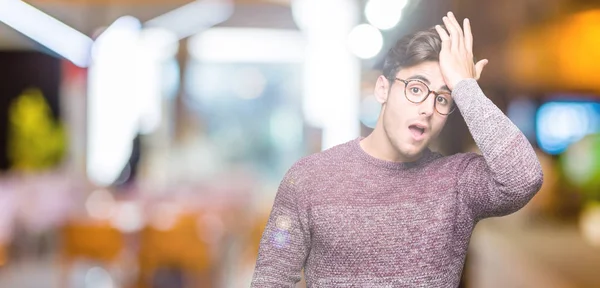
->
<box><xmin>408</xmin><ymin>124</ymin><xmax>426</xmax><ymax>140</ymax></box>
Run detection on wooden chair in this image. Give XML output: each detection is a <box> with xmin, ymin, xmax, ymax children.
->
<box><xmin>60</xmin><ymin>220</ymin><xmax>125</xmax><ymax>287</ymax></box>
<box><xmin>136</xmin><ymin>213</ymin><xmax>213</xmax><ymax>288</ymax></box>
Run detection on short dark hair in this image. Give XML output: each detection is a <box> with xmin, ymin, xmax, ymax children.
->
<box><xmin>382</xmin><ymin>25</ymin><xmax>448</xmax><ymax>81</ymax></box>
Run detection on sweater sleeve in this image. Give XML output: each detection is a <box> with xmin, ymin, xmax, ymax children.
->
<box><xmin>452</xmin><ymin>79</ymin><xmax>544</xmax><ymax>221</ymax></box>
<box><xmin>250</xmin><ymin>164</ymin><xmax>311</xmax><ymax>287</ymax></box>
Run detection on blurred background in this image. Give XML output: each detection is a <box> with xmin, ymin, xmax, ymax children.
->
<box><xmin>0</xmin><ymin>0</ymin><xmax>599</xmax><ymax>287</ymax></box>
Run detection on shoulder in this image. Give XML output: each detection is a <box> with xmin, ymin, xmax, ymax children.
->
<box><xmin>283</xmin><ymin>139</ymin><xmax>355</xmax><ymax>183</ymax></box>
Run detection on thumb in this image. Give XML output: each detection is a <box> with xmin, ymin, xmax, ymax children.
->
<box><xmin>475</xmin><ymin>59</ymin><xmax>488</xmax><ymax>80</ymax></box>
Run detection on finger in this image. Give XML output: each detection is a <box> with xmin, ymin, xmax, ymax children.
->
<box><xmin>475</xmin><ymin>59</ymin><xmax>488</xmax><ymax>79</ymax></box>
<box><xmin>435</xmin><ymin>25</ymin><xmax>451</xmax><ymax>51</ymax></box>
<box><xmin>447</xmin><ymin>12</ymin><xmax>464</xmax><ymax>51</ymax></box>
<box><xmin>463</xmin><ymin>18</ymin><xmax>473</xmax><ymax>54</ymax></box>
<box><xmin>442</xmin><ymin>16</ymin><xmax>459</xmax><ymax>51</ymax></box>
<box><xmin>447</xmin><ymin>12</ymin><xmax>464</xmax><ymax>38</ymax></box>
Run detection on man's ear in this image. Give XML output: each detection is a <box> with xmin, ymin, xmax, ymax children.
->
<box><xmin>374</xmin><ymin>75</ymin><xmax>390</xmax><ymax>104</ymax></box>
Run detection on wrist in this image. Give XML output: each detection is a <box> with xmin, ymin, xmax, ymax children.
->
<box><xmin>451</xmin><ymin>78</ymin><xmax>479</xmax><ymax>100</ymax></box>
<box><xmin>451</xmin><ymin>76</ymin><xmax>474</xmax><ymax>90</ymax></box>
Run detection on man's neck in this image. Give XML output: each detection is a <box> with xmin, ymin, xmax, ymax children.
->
<box><xmin>360</xmin><ymin>125</ymin><xmax>422</xmax><ymax>163</ymax></box>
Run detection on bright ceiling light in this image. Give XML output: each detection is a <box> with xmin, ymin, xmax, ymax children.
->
<box><xmin>365</xmin><ymin>0</ymin><xmax>407</xmax><ymax>30</ymax></box>
<box><xmin>0</xmin><ymin>0</ymin><xmax>93</xmax><ymax>67</ymax></box>
<box><xmin>87</xmin><ymin>16</ymin><xmax>142</xmax><ymax>187</ymax></box>
<box><xmin>348</xmin><ymin>24</ymin><xmax>383</xmax><ymax>59</ymax></box>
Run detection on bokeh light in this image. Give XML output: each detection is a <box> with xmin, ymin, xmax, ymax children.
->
<box><xmin>536</xmin><ymin>101</ymin><xmax>600</xmax><ymax>155</ymax></box>
<box><xmin>85</xmin><ymin>189</ymin><xmax>116</xmax><ymax>220</ymax></box>
<box><xmin>365</xmin><ymin>0</ymin><xmax>407</xmax><ymax>30</ymax></box>
<box><xmin>359</xmin><ymin>95</ymin><xmax>381</xmax><ymax>128</ymax></box>
<box><xmin>348</xmin><ymin>24</ymin><xmax>383</xmax><ymax>59</ymax></box>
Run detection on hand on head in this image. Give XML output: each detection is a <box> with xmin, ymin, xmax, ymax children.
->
<box><xmin>434</xmin><ymin>11</ymin><xmax>488</xmax><ymax>90</ymax></box>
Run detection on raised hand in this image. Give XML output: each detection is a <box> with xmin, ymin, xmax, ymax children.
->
<box><xmin>434</xmin><ymin>11</ymin><xmax>488</xmax><ymax>90</ymax></box>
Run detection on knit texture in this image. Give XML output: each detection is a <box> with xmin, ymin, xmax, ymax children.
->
<box><xmin>251</xmin><ymin>79</ymin><xmax>544</xmax><ymax>287</ymax></box>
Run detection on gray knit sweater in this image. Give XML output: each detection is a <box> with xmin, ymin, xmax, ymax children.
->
<box><xmin>251</xmin><ymin>79</ymin><xmax>544</xmax><ymax>287</ymax></box>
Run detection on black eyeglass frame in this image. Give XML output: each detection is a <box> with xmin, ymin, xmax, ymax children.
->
<box><xmin>393</xmin><ymin>78</ymin><xmax>457</xmax><ymax>116</ymax></box>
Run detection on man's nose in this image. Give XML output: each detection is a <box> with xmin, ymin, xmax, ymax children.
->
<box><xmin>418</xmin><ymin>92</ymin><xmax>435</xmax><ymax>116</ymax></box>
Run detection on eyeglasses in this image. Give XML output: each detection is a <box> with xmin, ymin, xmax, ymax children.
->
<box><xmin>394</xmin><ymin>78</ymin><xmax>456</xmax><ymax>115</ymax></box>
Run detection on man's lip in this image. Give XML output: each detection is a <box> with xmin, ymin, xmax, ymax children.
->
<box><xmin>409</xmin><ymin>122</ymin><xmax>428</xmax><ymax>131</ymax></box>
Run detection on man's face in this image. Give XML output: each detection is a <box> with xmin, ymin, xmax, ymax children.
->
<box><xmin>375</xmin><ymin>61</ymin><xmax>452</xmax><ymax>161</ymax></box>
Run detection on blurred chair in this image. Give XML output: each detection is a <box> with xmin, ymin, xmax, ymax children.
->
<box><xmin>0</xmin><ymin>243</ymin><xmax>7</xmax><ymax>267</ymax></box>
<box><xmin>59</xmin><ymin>220</ymin><xmax>125</xmax><ymax>287</ymax></box>
<box><xmin>249</xmin><ymin>212</ymin><xmax>269</xmax><ymax>257</ymax></box>
<box><xmin>136</xmin><ymin>213</ymin><xmax>213</xmax><ymax>288</ymax></box>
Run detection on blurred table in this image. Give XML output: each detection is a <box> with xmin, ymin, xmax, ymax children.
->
<box><xmin>468</xmin><ymin>214</ymin><xmax>600</xmax><ymax>288</ymax></box>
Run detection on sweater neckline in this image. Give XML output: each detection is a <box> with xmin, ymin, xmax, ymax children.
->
<box><xmin>350</xmin><ymin>136</ymin><xmax>433</xmax><ymax>170</ymax></box>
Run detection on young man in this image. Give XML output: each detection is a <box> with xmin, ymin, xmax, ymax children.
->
<box><xmin>251</xmin><ymin>12</ymin><xmax>543</xmax><ymax>287</ymax></box>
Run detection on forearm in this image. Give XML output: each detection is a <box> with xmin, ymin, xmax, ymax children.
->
<box><xmin>452</xmin><ymin>79</ymin><xmax>543</xmax><ymax>196</ymax></box>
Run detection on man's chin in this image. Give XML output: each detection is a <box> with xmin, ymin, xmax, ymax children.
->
<box><xmin>394</xmin><ymin>144</ymin><xmax>426</xmax><ymax>162</ymax></box>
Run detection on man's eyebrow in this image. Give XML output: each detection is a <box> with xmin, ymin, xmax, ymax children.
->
<box><xmin>407</xmin><ymin>74</ymin><xmax>452</xmax><ymax>92</ymax></box>
<box><xmin>440</xmin><ymin>85</ymin><xmax>451</xmax><ymax>92</ymax></box>
<box><xmin>407</xmin><ymin>74</ymin><xmax>430</xmax><ymax>84</ymax></box>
